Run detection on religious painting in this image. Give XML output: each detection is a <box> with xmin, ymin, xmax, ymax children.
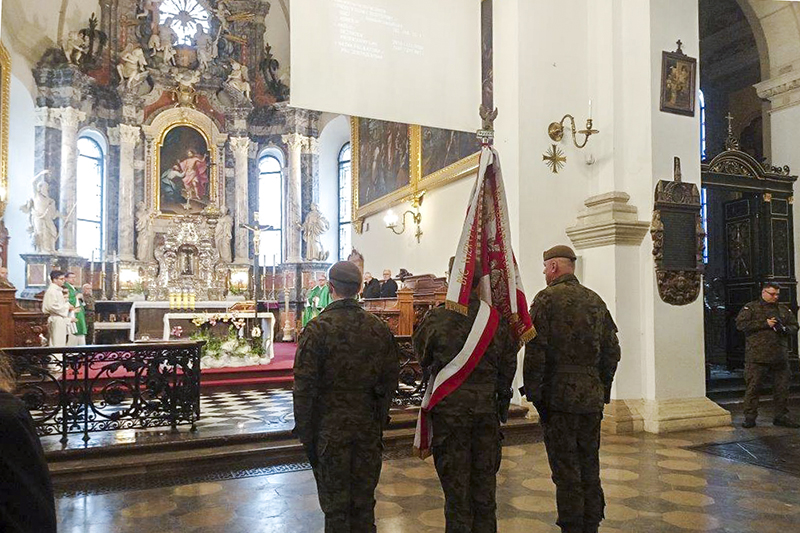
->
<box><xmin>351</xmin><ymin>118</ymin><xmax>482</xmax><ymax>228</ymax></box>
<box><xmin>157</xmin><ymin>125</ymin><xmax>211</xmax><ymax>215</ymax></box>
<box><xmin>660</xmin><ymin>43</ymin><xmax>697</xmax><ymax>117</ymax></box>
<box><xmin>419</xmin><ymin>126</ymin><xmax>481</xmax><ymax>186</ymax></box>
<box><xmin>354</xmin><ymin>118</ymin><xmax>411</xmax><ymax>209</ymax></box>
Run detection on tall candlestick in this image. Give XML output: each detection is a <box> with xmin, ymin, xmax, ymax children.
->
<box><xmin>89</xmin><ymin>250</ymin><xmax>95</xmax><ymax>289</ymax></box>
<box><xmin>271</xmin><ymin>254</ymin><xmax>276</xmax><ymax>300</ymax></box>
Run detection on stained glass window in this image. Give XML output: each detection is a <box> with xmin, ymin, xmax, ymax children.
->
<box><xmin>159</xmin><ymin>0</ymin><xmax>212</xmax><ymax>46</ymax></box>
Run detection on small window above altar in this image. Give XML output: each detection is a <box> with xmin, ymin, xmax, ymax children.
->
<box><xmin>159</xmin><ymin>0</ymin><xmax>212</xmax><ymax>46</ymax></box>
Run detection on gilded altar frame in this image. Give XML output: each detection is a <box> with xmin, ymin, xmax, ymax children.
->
<box><xmin>0</xmin><ymin>43</ymin><xmax>11</xmax><ymax>219</ymax></box>
<box><xmin>142</xmin><ymin>107</ymin><xmax>228</xmax><ymax>218</ymax></box>
<box><xmin>351</xmin><ymin>117</ymin><xmax>480</xmax><ymax>230</ymax></box>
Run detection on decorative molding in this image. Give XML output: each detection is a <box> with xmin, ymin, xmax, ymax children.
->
<box><xmin>304</xmin><ymin>136</ymin><xmax>320</xmax><ymax>154</ymax></box>
<box><xmin>119</xmin><ymin>124</ymin><xmax>141</xmax><ymax>146</ymax></box>
<box><xmin>603</xmin><ymin>398</ymin><xmax>731</xmax><ymax>434</ymax></box>
<box><xmin>755</xmin><ymin>69</ymin><xmax>800</xmax><ymax>111</ymax></box>
<box><xmin>34</xmin><ymin>107</ymin><xmax>60</xmax><ymax>129</ymax></box>
<box><xmin>229</xmin><ymin>136</ymin><xmax>251</xmax><ymax>158</ymax></box>
<box><xmin>566</xmin><ymin>191</ymin><xmax>650</xmax><ymax>250</ymax></box>
<box><xmin>52</xmin><ymin>107</ymin><xmax>87</xmax><ymax>131</ymax></box>
<box><xmin>281</xmin><ymin>133</ymin><xmax>305</xmax><ymax>151</ymax></box>
<box><xmin>106</xmin><ymin>126</ymin><xmax>120</xmax><ymax>146</ymax></box>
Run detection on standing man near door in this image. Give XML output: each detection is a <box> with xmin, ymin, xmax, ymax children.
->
<box><xmin>736</xmin><ymin>282</ymin><xmax>800</xmax><ymax>428</ymax></box>
<box><xmin>523</xmin><ymin>245</ymin><xmax>621</xmax><ymax>533</ymax></box>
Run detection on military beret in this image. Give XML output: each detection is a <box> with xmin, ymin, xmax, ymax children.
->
<box><xmin>328</xmin><ymin>261</ymin><xmax>362</xmax><ymax>285</ymax></box>
<box><xmin>543</xmin><ymin>245</ymin><xmax>577</xmax><ymax>261</ymax></box>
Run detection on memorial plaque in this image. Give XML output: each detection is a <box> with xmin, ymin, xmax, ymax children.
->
<box><xmin>651</xmin><ymin>157</ymin><xmax>704</xmax><ymax>305</ymax></box>
<box><xmin>661</xmin><ymin>211</ymin><xmax>697</xmax><ymax>270</ymax></box>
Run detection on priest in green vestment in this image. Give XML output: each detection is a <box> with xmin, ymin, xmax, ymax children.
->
<box><xmin>65</xmin><ymin>272</ymin><xmax>87</xmax><ymax>345</ymax></box>
<box><xmin>302</xmin><ymin>275</ymin><xmax>332</xmax><ymax>327</ymax></box>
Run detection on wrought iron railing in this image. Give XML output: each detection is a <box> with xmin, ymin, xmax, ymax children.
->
<box><xmin>1</xmin><ymin>341</ymin><xmax>203</xmax><ymax>444</ymax></box>
<box><xmin>394</xmin><ymin>336</ymin><xmax>426</xmax><ymax>407</ymax></box>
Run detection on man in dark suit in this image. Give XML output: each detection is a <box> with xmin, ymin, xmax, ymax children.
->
<box><xmin>379</xmin><ymin>269</ymin><xmax>398</xmax><ymax>298</ymax></box>
<box><xmin>362</xmin><ymin>272</ymin><xmax>381</xmax><ymax>299</ymax></box>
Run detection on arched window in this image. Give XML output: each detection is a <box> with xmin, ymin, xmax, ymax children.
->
<box><xmin>76</xmin><ymin>135</ymin><xmax>105</xmax><ymax>260</ymax></box>
<box><xmin>258</xmin><ymin>151</ymin><xmax>283</xmax><ymax>264</ymax></box>
<box><xmin>159</xmin><ymin>0</ymin><xmax>211</xmax><ymax>46</ymax></box>
<box><xmin>338</xmin><ymin>143</ymin><xmax>352</xmax><ymax>260</ymax></box>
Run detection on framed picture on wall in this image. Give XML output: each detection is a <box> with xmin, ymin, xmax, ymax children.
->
<box><xmin>660</xmin><ymin>41</ymin><xmax>697</xmax><ymax>117</ymax></box>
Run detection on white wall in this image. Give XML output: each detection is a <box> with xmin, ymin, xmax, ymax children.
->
<box><xmin>769</xmin><ymin>105</ymin><xmax>800</xmax><ymax>284</ymax></box>
<box><xmin>5</xmin><ymin>73</ymin><xmax>36</xmax><ymax>291</ymax></box>
<box><xmin>317</xmin><ymin>114</ymin><xmax>349</xmax><ymax>261</ymax></box>
<box><xmin>352</xmin><ymin>176</ymin><xmax>474</xmax><ymax>278</ymax></box>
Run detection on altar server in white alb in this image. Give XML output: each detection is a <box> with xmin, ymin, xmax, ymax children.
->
<box><xmin>41</xmin><ymin>270</ymin><xmax>73</xmax><ymax>347</ymax></box>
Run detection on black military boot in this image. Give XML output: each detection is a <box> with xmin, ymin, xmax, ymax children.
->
<box><xmin>742</xmin><ymin>417</ymin><xmax>756</xmax><ymax>428</ymax></box>
<box><xmin>774</xmin><ymin>417</ymin><xmax>800</xmax><ymax>428</ymax></box>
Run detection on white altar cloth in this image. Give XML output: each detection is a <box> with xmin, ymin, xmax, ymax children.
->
<box><xmin>161</xmin><ymin>311</ymin><xmax>275</xmax><ymax>363</ymax></box>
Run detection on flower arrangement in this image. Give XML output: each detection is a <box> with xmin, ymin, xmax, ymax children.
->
<box><xmin>130</xmin><ymin>280</ymin><xmax>148</xmax><ymax>295</ymax></box>
<box><xmin>189</xmin><ymin>313</ymin><xmax>265</xmax><ymax>362</ymax></box>
<box><xmin>228</xmin><ymin>282</ymin><xmax>246</xmax><ymax>296</ymax></box>
<box><xmin>171</xmin><ymin>325</ymin><xmax>183</xmax><ymax>338</ymax></box>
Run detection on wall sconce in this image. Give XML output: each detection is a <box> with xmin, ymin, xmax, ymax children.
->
<box><xmin>548</xmin><ymin>114</ymin><xmax>599</xmax><ymax>149</ymax></box>
<box><xmin>384</xmin><ymin>192</ymin><xmax>424</xmax><ymax>243</ymax></box>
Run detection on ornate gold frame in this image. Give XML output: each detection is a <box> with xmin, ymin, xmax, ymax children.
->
<box><xmin>142</xmin><ymin>107</ymin><xmax>227</xmax><ymax>218</ymax></box>
<box><xmin>351</xmin><ymin>117</ymin><xmax>480</xmax><ymax>231</ymax></box>
<box><xmin>0</xmin><ymin>43</ymin><xmax>11</xmax><ymax>219</ymax></box>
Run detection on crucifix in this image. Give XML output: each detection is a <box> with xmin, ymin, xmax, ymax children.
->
<box><xmin>239</xmin><ymin>212</ymin><xmax>274</xmax><ymax>301</ymax></box>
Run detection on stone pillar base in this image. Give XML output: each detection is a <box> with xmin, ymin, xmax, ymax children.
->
<box><xmin>603</xmin><ymin>397</ymin><xmax>731</xmax><ymax>434</ymax></box>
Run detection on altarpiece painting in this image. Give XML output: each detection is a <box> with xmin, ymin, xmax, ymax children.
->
<box><xmin>158</xmin><ymin>125</ymin><xmax>212</xmax><ymax>215</ymax></box>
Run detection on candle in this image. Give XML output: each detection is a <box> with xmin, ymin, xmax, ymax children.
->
<box><xmin>588</xmin><ymin>99</ymin><xmax>593</xmax><ymax>121</ymax></box>
<box><xmin>89</xmin><ymin>250</ymin><xmax>95</xmax><ymax>288</ymax></box>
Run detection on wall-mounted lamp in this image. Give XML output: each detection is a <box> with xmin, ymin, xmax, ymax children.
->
<box><xmin>548</xmin><ymin>114</ymin><xmax>599</xmax><ymax>149</ymax></box>
<box><xmin>384</xmin><ymin>192</ymin><xmax>424</xmax><ymax>243</ymax></box>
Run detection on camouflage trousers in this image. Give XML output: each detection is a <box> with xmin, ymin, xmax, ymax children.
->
<box><xmin>743</xmin><ymin>360</ymin><xmax>790</xmax><ymax>421</ymax></box>
<box><xmin>542</xmin><ymin>411</ymin><xmax>604</xmax><ymax>533</ymax></box>
<box><xmin>311</xmin><ymin>436</ymin><xmax>383</xmax><ymax>533</ymax></box>
<box><xmin>431</xmin><ymin>411</ymin><xmax>502</xmax><ymax>533</ymax></box>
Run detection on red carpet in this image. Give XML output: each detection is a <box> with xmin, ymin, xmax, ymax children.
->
<box><xmin>200</xmin><ymin>342</ymin><xmax>296</xmax><ymax>390</ymax></box>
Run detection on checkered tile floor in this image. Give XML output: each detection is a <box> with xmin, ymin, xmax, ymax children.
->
<box><xmin>196</xmin><ymin>389</ymin><xmax>295</xmax><ymax>431</ymax></box>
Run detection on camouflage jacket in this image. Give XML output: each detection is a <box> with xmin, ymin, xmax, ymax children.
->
<box><xmin>523</xmin><ymin>274</ymin><xmax>621</xmax><ymax>414</ymax></box>
<box><xmin>735</xmin><ymin>299</ymin><xmax>798</xmax><ymax>363</ymax></box>
<box><xmin>413</xmin><ymin>298</ymin><xmax>518</xmax><ymax>416</ymax></box>
<box><xmin>293</xmin><ymin>298</ymin><xmax>400</xmax><ymax>445</ymax></box>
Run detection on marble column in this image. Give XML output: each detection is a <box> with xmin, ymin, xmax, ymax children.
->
<box><xmin>118</xmin><ymin>124</ymin><xmax>140</xmax><ymax>261</ymax></box>
<box><xmin>56</xmin><ymin>107</ymin><xmax>86</xmax><ymax>255</ymax></box>
<box><xmin>229</xmin><ymin>137</ymin><xmax>251</xmax><ymax>263</ymax></box>
<box><xmin>282</xmin><ymin>133</ymin><xmax>304</xmax><ymax>263</ymax></box>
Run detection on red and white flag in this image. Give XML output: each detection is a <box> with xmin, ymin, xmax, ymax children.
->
<box><xmin>414</xmin><ymin>146</ymin><xmax>535</xmax><ymax>459</ymax></box>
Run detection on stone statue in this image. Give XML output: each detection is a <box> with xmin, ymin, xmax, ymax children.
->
<box><xmin>135</xmin><ymin>201</ymin><xmax>156</xmax><ymax>261</ymax></box>
<box><xmin>158</xmin><ymin>24</ymin><xmax>177</xmax><ymax>66</ymax></box>
<box><xmin>194</xmin><ymin>26</ymin><xmax>215</xmax><ymax>70</ymax></box>
<box><xmin>214</xmin><ymin>207</ymin><xmax>234</xmax><ymax>263</ymax></box>
<box><xmin>20</xmin><ymin>170</ymin><xmax>60</xmax><ymax>253</ymax></box>
<box><xmin>62</xmin><ymin>31</ymin><xmax>89</xmax><ymax>65</ymax></box>
<box><xmin>226</xmin><ymin>60</ymin><xmax>251</xmax><ymax>100</ymax></box>
<box><xmin>300</xmin><ymin>203</ymin><xmax>330</xmax><ymax>262</ymax></box>
<box><xmin>117</xmin><ymin>46</ymin><xmax>148</xmax><ymax>88</ymax></box>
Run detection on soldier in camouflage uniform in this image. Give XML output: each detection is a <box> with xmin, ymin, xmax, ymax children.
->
<box><xmin>522</xmin><ymin>245</ymin><xmax>621</xmax><ymax>533</ymax></box>
<box><xmin>293</xmin><ymin>261</ymin><xmax>400</xmax><ymax>533</ymax></box>
<box><xmin>413</xmin><ymin>266</ymin><xmax>517</xmax><ymax>533</ymax></box>
<box><xmin>735</xmin><ymin>282</ymin><xmax>799</xmax><ymax>428</ymax></box>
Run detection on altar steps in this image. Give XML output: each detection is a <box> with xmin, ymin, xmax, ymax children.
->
<box><xmin>46</xmin><ymin>406</ymin><xmax>539</xmax><ymax>493</ymax></box>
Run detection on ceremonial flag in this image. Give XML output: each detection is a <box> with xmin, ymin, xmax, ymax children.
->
<box><xmin>414</xmin><ymin>145</ymin><xmax>534</xmax><ymax>458</ymax></box>
<box><xmin>446</xmin><ymin>145</ymin><xmax>535</xmax><ymax>345</ymax></box>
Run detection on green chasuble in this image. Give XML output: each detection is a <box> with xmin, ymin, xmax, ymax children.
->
<box><xmin>65</xmin><ymin>282</ymin><xmax>87</xmax><ymax>336</ymax></box>
<box><xmin>302</xmin><ymin>285</ymin><xmax>332</xmax><ymax>327</ymax></box>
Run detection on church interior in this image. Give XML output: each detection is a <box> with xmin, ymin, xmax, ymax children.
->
<box><xmin>2</xmin><ymin>0</ymin><xmax>800</xmax><ymax>532</ymax></box>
